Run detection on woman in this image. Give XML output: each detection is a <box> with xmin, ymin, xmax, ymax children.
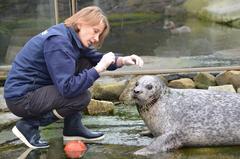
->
<box><xmin>4</xmin><ymin>6</ymin><xmax>143</xmax><ymax>149</ymax></box>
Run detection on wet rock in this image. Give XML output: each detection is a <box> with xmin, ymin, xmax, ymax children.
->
<box><xmin>184</xmin><ymin>0</ymin><xmax>240</xmax><ymax>28</ymax></box>
<box><xmin>0</xmin><ymin>88</ymin><xmax>8</xmax><ymax>112</ymax></box>
<box><xmin>86</xmin><ymin>99</ymin><xmax>114</xmax><ymax>116</ymax></box>
<box><xmin>0</xmin><ymin>112</ymin><xmax>20</xmax><ymax>130</ymax></box>
<box><xmin>202</xmin><ymin>0</ymin><xmax>240</xmax><ymax>23</ymax></box>
<box><xmin>168</xmin><ymin>78</ymin><xmax>195</xmax><ymax>88</ymax></box>
<box><xmin>215</xmin><ymin>71</ymin><xmax>240</xmax><ymax>89</ymax></box>
<box><xmin>163</xmin><ymin>73</ymin><xmax>197</xmax><ymax>81</ymax></box>
<box><xmin>91</xmin><ymin>78</ymin><xmax>128</xmax><ymax>101</ymax></box>
<box><xmin>208</xmin><ymin>85</ymin><xmax>236</xmax><ymax>93</ymax></box>
<box><xmin>193</xmin><ymin>72</ymin><xmax>216</xmax><ymax>89</ymax></box>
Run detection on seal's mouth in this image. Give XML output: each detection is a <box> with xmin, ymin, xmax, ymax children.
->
<box><xmin>132</xmin><ymin>94</ymin><xmax>137</xmax><ymax>99</ymax></box>
<box><xmin>132</xmin><ymin>93</ymin><xmax>139</xmax><ymax>100</ymax></box>
<box><xmin>132</xmin><ymin>94</ymin><xmax>145</xmax><ymax>106</ymax></box>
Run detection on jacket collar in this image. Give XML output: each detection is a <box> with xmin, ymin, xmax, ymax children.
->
<box><xmin>68</xmin><ymin>26</ymin><xmax>84</xmax><ymax>49</ymax></box>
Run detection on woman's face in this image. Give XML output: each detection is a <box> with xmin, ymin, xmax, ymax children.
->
<box><xmin>77</xmin><ymin>21</ymin><xmax>105</xmax><ymax>48</ymax></box>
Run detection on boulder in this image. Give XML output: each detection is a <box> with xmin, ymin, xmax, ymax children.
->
<box><xmin>86</xmin><ymin>99</ymin><xmax>114</xmax><ymax>116</ymax></box>
<box><xmin>215</xmin><ymin>71</ymin><xmax>240</xmax><ymax>89</ymax></box>
<box><xmin>0</xmin><ymin>112</ymin><xmax>20</xmax><ymax>130</ymax></box>
<box><xmin>208</xmin><ymin>85</ymin><xmax>236</xmax><ymax>93</ymax></box>
<box><xmin>0</xmin><ymin>88</ymin><xmax>8</xmax><ymax>112</ymax></box>
<box><xmin>91</xmin><ymin>77</ymin><xmax>128</xmax><ymax>101</ymax></box>
<box><xmin>168</xmin><ymin>78</ymin><xmax>195</xmax><ymax>89</ymax></box>
<box><xmin>184</xmin><ymin>0</ymin><xmax>240</xmax><ymax>28</ymax></box>
<box><xmin>193</xmin><ymin>72</ymin><xmax>216</xmax><ymax>89</ymax></box>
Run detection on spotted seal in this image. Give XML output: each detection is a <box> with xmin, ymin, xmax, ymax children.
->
<box><xmin>132</xmin><ymin>75</ymin><xmax>240</xmax><ymax>156</ymax></box>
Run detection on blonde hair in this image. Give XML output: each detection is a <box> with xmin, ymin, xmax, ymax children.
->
<box><xmin>64</xmin><ymin>6</ymin><xmax>110</xmax><ymax>48</ymax></box>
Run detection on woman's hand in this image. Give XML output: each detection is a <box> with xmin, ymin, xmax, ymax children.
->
<box><xmin>95</xmin><ymin>52</ymin><xmax>115</xmax><ymax>73</ymax></box>
<box><xmin>118</xmin><ymin>54</ymin><xmax>144</xmax><ymax>67</ymax></box>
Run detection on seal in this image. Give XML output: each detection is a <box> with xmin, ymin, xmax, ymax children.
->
<box><xmin>132</xmin><ymin>75</ymin><xmax>240</xmax><ymax>156</ymax></box>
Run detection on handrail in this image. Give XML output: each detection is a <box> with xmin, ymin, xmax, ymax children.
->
<box><xmin>101</xmin><ymin>66</ymin><xmax>240</xmax><ymax>76</ymax></box>
<box><xmin>0</xmin><ymin>65</ymin><xmax>240</xmax><ymax>78</ymax></box>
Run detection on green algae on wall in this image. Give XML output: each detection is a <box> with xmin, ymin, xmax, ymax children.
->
<box><xmin>183</xmin><ymin>0</ymin><xmax>209</xmax><ymax>15</ymax></box>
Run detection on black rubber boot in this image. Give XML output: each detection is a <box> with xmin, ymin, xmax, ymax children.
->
<box><xmin>12</xmin><ymin>119</ymin><xmax>49</xmax><ymax>149</ymax></box>
<box><xmin>63</xmin><ymin>112</ymin><xmax>104</xmax><ymax>144</ymax></box>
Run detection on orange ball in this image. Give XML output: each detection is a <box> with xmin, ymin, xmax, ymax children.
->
<box><xmin>64</xmin><ymin>141</ymin><xmax>87</xmax><ymax>158</ymax></box>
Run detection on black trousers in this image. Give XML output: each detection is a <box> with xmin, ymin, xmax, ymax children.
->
<box><xmin>5</xmin><ymin>58</ymin><xmax>92</xmax><ymax>118</ymax></box>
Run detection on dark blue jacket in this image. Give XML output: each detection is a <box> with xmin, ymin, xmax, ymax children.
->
<box><xmin>4</xmin><ymin>23</ymin><xmax>119</xmax><ymax>99</ymax></box>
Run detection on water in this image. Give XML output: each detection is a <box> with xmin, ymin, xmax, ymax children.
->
<box><xmin>100</xmin><ymin>17</ymin><xmax>240</xmax><ymax>57</ymax></box>
<box><xmin>2</xmin><ymin>11</ymin><xmax>240</xmax><ymax>67</ymax></box>
<box><xmin>102</xmin><ymin>16</ymin><xmax>240</xmax><ymax>71</ymax></box>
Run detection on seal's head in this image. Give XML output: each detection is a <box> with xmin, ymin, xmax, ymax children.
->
<box><xmin>132</xmin><ymin>76</ymin><xmax>167</xmax><ymax>112</ymax></box>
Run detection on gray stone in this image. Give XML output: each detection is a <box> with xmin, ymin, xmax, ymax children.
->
<box><xmin>0</xmin><ymin>112</ymin><xmax>20</xmax><ymax>130</ymax></box>
<box><xmin>215</xmin><ymin>71</ymin><xmax>240</xmax><ymax>89</ymax></box>
<box><xmin>184</xmin><ymin>0</ymin><xmax>240</xmax><ymax>28</ymax></box>
<box><xmin>86</xmin><ymin>99</ymin><xmax>114</xmax><ymax>116</ymax></box>
<box><xmin>91</xmin><ymin>78</ymin><xmax>127</xmax><ymax>101</ymax></box>
<box><xmin>0</xmin><ymin>88</ymin><xmax>8</xmax><ymax>112</ymax></box>
<box><xmin>168</xmin><ymin>78</ymin><xmax>195</xmax><ymax>89</ymax></box>
<box><xmin>208</xmin><ymin>85</ymin><xmax>236</xmax><ymax>93</ymax></box>
<box><xmin>193</xmin><ymin>72</ymin><xmax>216</xmax><ymax>89</ymax></box>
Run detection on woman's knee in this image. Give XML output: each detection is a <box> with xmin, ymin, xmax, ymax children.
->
<box><xmin>80</xmin><ymin>90</ymin><xmax>91</xmax><ymax>106</ymax></box>
<box><xmin>72</xmin><ymin>90</ymin><xmax>91</xmax><ymax>110</ymax></box>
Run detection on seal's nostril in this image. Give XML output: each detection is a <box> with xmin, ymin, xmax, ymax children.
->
<box><xmin>134</xmin><ymin>90</ymin><xmax>140</xmax><ymax>94</ymax></box>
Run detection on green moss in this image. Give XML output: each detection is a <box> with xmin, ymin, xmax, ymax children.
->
<box><xmin>0</xmin><ymin>144</ymin><xmax>22</xmax><ymax>152</ymax></box>
<box><xmin>114</xmin><ymin>104</ymin><xmax>141</xmax><ymax>120</ymax></box>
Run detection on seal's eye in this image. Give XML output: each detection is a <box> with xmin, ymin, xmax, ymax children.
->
<box><xmin>146</xmin><ymin>84</ymin><xmax>153</xmax><ymax>90</ymax></box>
<box><xmin>135</xmin><ymin>82</ymin><xmax>139</xmax><ymax>87</ymax></box>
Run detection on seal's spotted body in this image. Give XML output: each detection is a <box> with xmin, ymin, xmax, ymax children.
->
<box><xmin>133</xmin><ymin>75</ymin><xmax>240</xmax><ymax>156</ymax></box>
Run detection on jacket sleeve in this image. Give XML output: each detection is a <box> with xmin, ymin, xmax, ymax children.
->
<box><xmin>43</xmin><ymin>35</ymin><xmax>100</xmax><ymax>98</ymax></box>
<box><xmin>82</xmin><ymin>47</ymin><xmax>121</xmax><ymax>71</ymax></box>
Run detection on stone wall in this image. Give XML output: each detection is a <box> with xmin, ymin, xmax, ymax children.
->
<box><xmin>90</xmin><ymin>70</ymin><xmax>240</xmax><ymax>105</ymax></box>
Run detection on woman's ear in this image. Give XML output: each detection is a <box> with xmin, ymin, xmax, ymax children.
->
<box><xmin>76</xmin><ymin>20</ymin><xmax>84</xmax><ymax>30</ymax></box>
<box><xmin>77</xmin><ymin>23</ymin><xmax>81</xmax><ymax>30</ymax></box>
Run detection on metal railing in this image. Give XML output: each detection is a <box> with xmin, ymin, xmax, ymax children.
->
<box><xmin>54</xmin><ymin>0</ymin><xmax>77</xmax><ymax>24</ymax></box>
<box><xmin>0</xmin><ymin>65</ymin><xmax>240</xmax><ymax>79</ymax></box>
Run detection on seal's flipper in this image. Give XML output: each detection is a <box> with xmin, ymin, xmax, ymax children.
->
<box><xmin>134</xmin><ymin>132</ymin><xmax>182</xmax><ymax>156</ymax></box>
